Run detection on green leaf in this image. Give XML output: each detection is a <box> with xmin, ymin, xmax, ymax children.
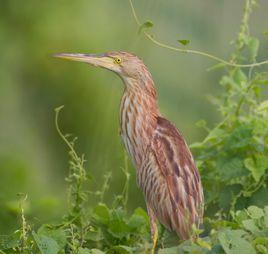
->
<box><xmin>32</xmin><ymin>231</ymin><xmax>60</xmax><ymax>254</ymax></box>
<box><xmin>264</xmin><ymin>206</ymin><xmax>268</xmax><ymax>228</ymax></box>
<box><xmin>78</xmin><ymin>248</ymin><xmax>105</xmax><ymax>254</ymax></box>
<box><xmin>233</xmin><ymin>210</ymin><xmax>248</xmax><ymax>224</ymax></box>
<box><xmin>158</xmin><ymin>246</ymin><xmax>182</xmax><ymax>254</ymax></box>
<box><xmin>195</xmin><ymin>119</ymin><xmax>207</xmax><ymax>128</ymax></box>
<box><xmin>128</xmin><ymin>207</ymin><xmax>149</xmax><ymax>235</ymax></box>
<box><xmin>128</xmin><ymin>209</ymin><xmax>149</xmax><ymax>231</ymax></box>
<box><xmin>37</xmin><ymin>225</ymin><xmax>67</xmax><ymax>249</ymax></box>
<box><xmin>242</xmin><ymin>219</ymin><xmax>261</xmax><ymax>234</ymax></box>
<box><xmin>244</xmin><ymin>155</ymin><xmax>268</xmax><ymax>182</ymax></box>
<box><xmin>247</xmin><ymin>206</ymin><xmax>264</xmax><ymax>219</ymax></box>
<box><xmin>218</xmin><ymin>229</ymin><xmax>256</xmax><ymax>254</ymax></box>
<box><xmin>92</xmin><ymin>203</ymin><xmax>110</xmax><ymax>224</ymax></box>
<box><xmin>89</xmin><ymin>249</ymin><xmax>106</xmax><ymax>254</ymax></box>
<box><xmin>182</xmin><ymin>243</ymin><xmax>206</xmax><ymax>253</ymax></box>
<box><xmin>220</xmin><ymin>75</ymin><xmax>237</xmax><ymax>88</ymax></box>
<box><xmin>233</xmin><ymin>69</ymin><xmax>247</xmax><ymax>87</ymax></box>
<box><xmin>257</xmin><ymin>100</ymin><xmax>268</xmax><ymax>112</ymax></box>
<box><xmin>207</xmin><ymin>62</ymin><xmax>226</xmax><ymax>71</ymax></box>
<box><xmin>210</xmin><ymin>244</ymin><xmax>226</xmax><ymax>254</ymax></box>
<box><xmin>189</xmin><ymin>142</ymin><xmax>204</xmax><ymax>149</ymax></box>
<box><xmin>78</xmin><ymin>248</ymin><xmax>91</xmax><ymax>254</ymax></box>
<box><xmin>106</xmin><ymin>208</ymin><xmax>132</xmax><ymax>239</ymax></box>
<box><xmin>256</xmin><ymin>244</ymin><xmax>268</xmax><ymax>254</ymax></box>
<box><xmin>219</xmin><ymin>158</ymin><xmax>247</xmax><ymax>181</ymax></box>
<box><xmin>177</xmin><ymin>39</ymin><xmax>190</xmax><ymax>46</ymax></box>
<box><xmin>138</xmin><ymin>21</ymin><xmax>153</xmax><ymax>34</ymax></box>
<box><xmin>255</xmin><ymin>236</ymin><xmax>268</xmax><ymax>254</ymax></box>
<box><xmin>219</xmin><ymin>185</ymin><xmax>241</xmax><ymax>209</ymax></box>
<box><xmin>131</xmin><ymin>207</ymin><xmax>149</xmax><ymax>223</ymax></box>
<box><xmin>107</xmin><ymin>245</ymin><xmax>133</xmax><ymax>254</ymax></box>
<box><xmin>196</xmin><ymin>237</ymin><xmax>212</xmax><ymax>250</ymax></box>
<box><xmin>226</xmin><ymin>125</ymin><xmax>253</xmax><ymax>149</ymax></box>
<box><xmin>254</xmin><ymin>79</ymin><xmax>268</xmax><ymax>85</ymax></box>
<box><xmin>248</xmin><ymin>37</ymin><xmax>259</xmax><ymax>61</ymax></box>
<box><xmin>249</xmin><ymin>188</ymin><xmax>268</xmax><ymax>208</ymax></box>
<box><xmin>203</xmin><ymin>127</ymin><xmax>226</xmax><ymax>144</ymax></box>
<box><xmin>0</xmin><ymin>232</ymin><xmax>20</xmax><ymax>250</ymax></box>
<box><xmin>85</xmin><ymin>228</ymin><xmax>104</xmax><ymax>242</ymax></box>
<box><xmin>108</xmin><ymin>218</ymin><xmax>131</xmax><ymax>239</ymax></box>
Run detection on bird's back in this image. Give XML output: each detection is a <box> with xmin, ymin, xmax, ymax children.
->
<box><xmin>137</xmin><ymin>116</ymin><xmax>204</xmax><ymax>239</ymax></box>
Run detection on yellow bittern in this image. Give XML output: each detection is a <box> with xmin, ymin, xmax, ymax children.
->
<box><xmin>54</xmin><ymin>51</ymin><xmax>204</xmax><ymax>253</ymax></box>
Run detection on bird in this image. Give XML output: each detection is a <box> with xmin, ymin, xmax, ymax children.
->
<box><xmin>54</xmin><ymin>51</ymin><xmax>204</xmax><ymax>253</ymax></box>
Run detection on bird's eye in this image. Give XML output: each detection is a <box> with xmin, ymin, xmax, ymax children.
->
<box><xmin>114</xmin><ymin>57</ymin><xmax>122</xmax><ymax>64</ymax></box>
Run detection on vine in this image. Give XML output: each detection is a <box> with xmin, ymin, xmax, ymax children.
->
<box><xmin>128</xmin><ymin>0</ymin><xmax>268</xmax><ymax>68</ymax></box>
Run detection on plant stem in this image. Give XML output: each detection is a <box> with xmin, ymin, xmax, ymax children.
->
<box><xmin>128</xmin><ymin>0</ymin><xmax>268</xmax><ymax>68</ymax></box>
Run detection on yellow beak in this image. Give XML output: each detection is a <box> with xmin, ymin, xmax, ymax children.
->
<box><xmin>53</xmin><ymin>53</ymin><xmax>115</xmax><ymax>70</ymax></box>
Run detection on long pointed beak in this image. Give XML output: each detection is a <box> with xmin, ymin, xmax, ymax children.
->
<box><xmin>53</xmin><ymin>53</ymin><xmax>114</xmax><ymax>69</ymax></box>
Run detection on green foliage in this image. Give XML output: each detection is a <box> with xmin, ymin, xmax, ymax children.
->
<box><xmin>191</xmin><ymin>0</ymin><xmax>268</xmax><ymax>218</ymax></box>
<box><xmin>0</xmin><ymin>108</ymin><xmax>151</xmax><ymax>254</ymax></box>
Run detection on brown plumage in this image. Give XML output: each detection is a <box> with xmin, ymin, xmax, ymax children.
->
<box><xmin>54</xmin><ymin>51</ymin><xmax>204</xmax><ymax>250</ymax></box>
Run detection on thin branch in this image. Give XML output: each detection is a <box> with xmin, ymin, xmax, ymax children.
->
<box><xmin>55</xmin><ymin>105</ymin><xmax>80</xmax><ymax>162</ymax></box>
<box><xmin>128</xmin><ymin>0</ymin><xmax>268</xmax><ymax>68</ymax></box>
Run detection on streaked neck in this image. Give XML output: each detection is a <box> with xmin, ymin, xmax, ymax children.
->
<box><xmin>120</xmin><ymin>77</ymin><xmax>159</xmax><ymax>168</ymax></box>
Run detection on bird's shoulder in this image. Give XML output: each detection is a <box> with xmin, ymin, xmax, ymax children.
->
<box><xmin>152</xmin><ymin>116</ymin><xmax>196</xmax><ymax>177</ymax></box>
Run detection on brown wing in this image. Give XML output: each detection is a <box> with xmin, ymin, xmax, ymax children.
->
<box><xmin>138</xmin><ymin>116</ymin><xmax>203</xmax><ymax>239</ymax></box>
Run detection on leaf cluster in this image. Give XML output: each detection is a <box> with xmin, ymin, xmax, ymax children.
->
<box><xmin>190</xmin><ymin>0</ymin><xmax>268</xmax><ymax>219</ymax></box>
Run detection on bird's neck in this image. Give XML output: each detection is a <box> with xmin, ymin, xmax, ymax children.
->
<box><xmin>120</xmin><ymin>77</ymin><xmax>159</xmax><ymax>168</ymax></box>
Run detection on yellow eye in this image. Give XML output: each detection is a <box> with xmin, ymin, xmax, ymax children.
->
<box><xmin>114</xmin><ymin>57</ymin><xmax>122</xmax><ymax>64</ymax></box>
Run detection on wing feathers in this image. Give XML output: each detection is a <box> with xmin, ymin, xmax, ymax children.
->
<box><xmin>139</xmin><ymin>116</ymin><xmax>204</xmax><ymax>240</ymax></box>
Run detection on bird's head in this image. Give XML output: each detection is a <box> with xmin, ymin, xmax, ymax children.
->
<box><xmin>54</xmin><ymin>51</ymin><xmax>149</xmax><ymax>82</ymax></box>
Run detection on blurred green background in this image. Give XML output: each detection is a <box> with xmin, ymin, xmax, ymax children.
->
<box><xmin>0</xmin><ymin>0</ymin><xmax>267</xmax><ymax>233</ymax></box>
